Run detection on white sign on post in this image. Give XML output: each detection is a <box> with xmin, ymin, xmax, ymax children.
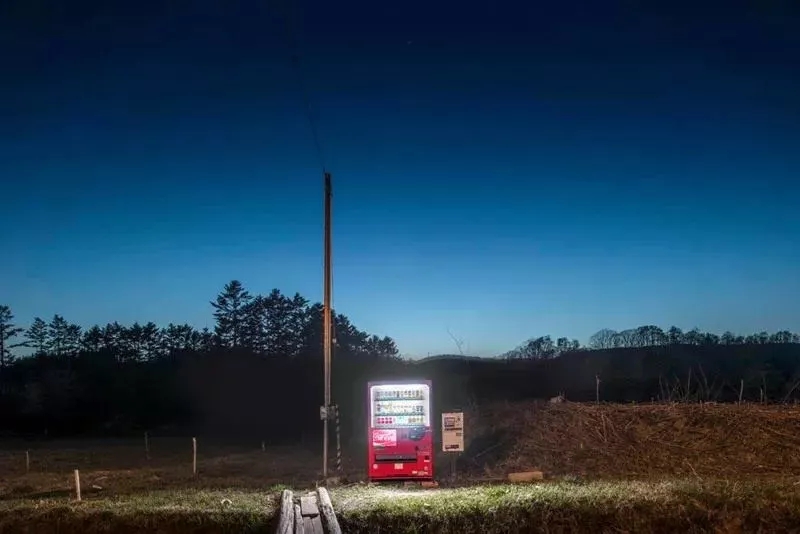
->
<box><xmin>442</xmin><ymin>412</ymin><xmax>464</xmax><ymax>452</ymax></box>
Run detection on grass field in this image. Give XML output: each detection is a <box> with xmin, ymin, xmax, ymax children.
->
<box><xmin>3</xmin><ymin>403</ymin><xmax>800</xmax><ymax>533</ymax></box>
<box><xmin>0</xmin><ymin>488</ymin><xmax>277</xmax><ymax>533</ymax></box>
<box><xmin>333</xmin><ymin>479</ymin><xmax>800</xmax><ymax>533</ymax></box>
<box><xmin>3</xmin><ymin>476</ymin><xmax>800</xmax><ymax>533</ymax></box>
<box><xmin>0</xmin><ymin>438</ymin><xmax>316</xmax><ymax>533</ymax></box>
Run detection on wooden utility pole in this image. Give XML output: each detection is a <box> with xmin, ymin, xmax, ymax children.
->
<box><xmin>323</xmin><ymin>171</ymin><xmax>333</xmax><ymax>479</ymax></box>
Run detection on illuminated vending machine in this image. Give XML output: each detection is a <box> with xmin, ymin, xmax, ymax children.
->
<box><xmin>367</xmin><ymin>380</ymin><xmax>434</xmax><ymax>481</ymax></box>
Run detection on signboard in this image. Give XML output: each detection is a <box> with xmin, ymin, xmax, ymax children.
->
<box><xmin>372</xmin><ymin>428</ymin><xmax>397</xmax><ymax>447</ymax></box>
<box><xmin>442</xmin><ymin>411</ymin><xmax>464</xmax><ymax>452</ymax></box>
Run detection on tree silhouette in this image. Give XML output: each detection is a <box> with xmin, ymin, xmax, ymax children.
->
<box><xmin>589</xmin><ymin>329</ymin><xmax>617</xmax><ymax>350</ymax></box>
<box><xmin>26</xmin><ymin>317</ymin><xmax>49</xmax><ymax>355</ymax></box>
<box><xmin>512</xmin><ymin>325</ymin><xmax>800</xmax><ymax>359</ymax></box>
<box><xmin>211</xmin><ymin>280</ymin><xmax>253</xmax><ymax>348</ymax></box>
<box><xmin>0</xmin><ymin>278</ymin><xmax>407</xmax><ymax>439</ymax></box>
<box><xmin>667</xmin><ymin>326</ymin><xmax>683</xmax><ymax>344</ymax></box>
<box><xmin>505</xmin><ymin>335</ymin><xmax>558</xmax><ymax>359</ymax></box>
<box><xmin>47</xmin><ymin>315</ymin><xmax>77</xmax><ymax>357</ymax></box>
<box><xmin>0</xmin><ymin>305</ymin><xmax>24</xmax><ymax>372</ymax></box>
<box><xmin>163</xmin><ymin>323</ymin><xmax>200</xmax><ymax>353</ymax></box>
<box><xmin>721</xmin><ymin>331</ymin><xmax>736</xmax><ymax>345</ymax></box>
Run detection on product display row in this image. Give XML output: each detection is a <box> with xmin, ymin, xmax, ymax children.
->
<box><xmin>374</xmin><ymin>403</ymin><xmax>424</xmax><ymax>415</ymax></box>
<box><xmin>375</xmin><ymin>389</ymin><xmax>424</xmax><ymax>400</ymax></box>
<box><xmin>373</xmin><ymin>415</ymin><xmax>426</xmax><ymax>426</ymax></box>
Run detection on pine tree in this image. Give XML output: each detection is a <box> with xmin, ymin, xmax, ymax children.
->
<box><xmin>211</xmin><ymin>280</ymin><xmax>253</xmax><ymax>348</ymax></box>
<box><xmin>47</xmin><ymin>315</ymin><xmax>70</xmax><ymax>357</ymax></box>
<box><xmin>0</xmin><ymin>305</ymin><xmax>24</xmax><ymax>369</ymax></box>
<box><xmin>26</xmin><ymin>317</ymin><xmax>49</xmax><ymax>355</ymax></box>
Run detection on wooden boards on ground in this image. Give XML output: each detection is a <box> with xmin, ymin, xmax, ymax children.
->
<box><xmin>278</xmin><ymin>490</ymin><xmax>294</xmax><ymax>534</ymax></box>
<box><xmin>276</xmin><ymin>488</ymin><xmax>338</xmax><ymax>534</ymax></box>
<box><xmin>317</xmin><ymin>488</ymin><xmax>342</xmax><ymax>534</ymax></box>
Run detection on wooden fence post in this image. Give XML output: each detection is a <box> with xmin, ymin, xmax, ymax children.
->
<box><xmin>74</xmin><ymin>469</ymin><xmax>81</xmax><ymax>501</ymax></box>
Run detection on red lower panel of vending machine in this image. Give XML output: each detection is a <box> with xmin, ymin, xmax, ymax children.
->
<box><xmin>368</xmin><ymin>426</ymin><xmax>434</xmax><ymax>481</ymax></box>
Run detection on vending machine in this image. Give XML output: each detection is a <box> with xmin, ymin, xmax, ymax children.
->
<box><xmin>367</xmin><ymin>380</ymin><xmax>434</xmax><ymax>481</ymax></box>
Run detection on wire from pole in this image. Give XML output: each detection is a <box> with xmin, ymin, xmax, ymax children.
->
<box><xmin>279</xmin><ymin>0</ymin><xmax>327</xmax><ymax>172</ymax></box>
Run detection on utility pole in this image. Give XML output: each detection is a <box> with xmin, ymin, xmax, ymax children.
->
<box><xmin>322</xmin><ymin>171</ymin><xmax>333</xmax><ymax>480</ymax></box>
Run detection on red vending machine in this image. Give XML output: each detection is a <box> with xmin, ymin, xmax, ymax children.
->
<box><xmin>367</xmin><ymin>380</ymin><xmax>434</xmax><ymax>481</ymax></box>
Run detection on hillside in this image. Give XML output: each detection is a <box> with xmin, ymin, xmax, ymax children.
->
<box><xmin>409</xmin><ymin>343</ymin><xmax>800</xmax><ymax>406</ymax></box>
<box><xmin>460</xmin><ymin>401</ymin><xmax>800</xmax><ymax>480</ymax></box>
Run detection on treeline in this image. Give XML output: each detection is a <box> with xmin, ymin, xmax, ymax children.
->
<box><xmin>503</xmin><ymin>326</ymin><xmax>800</xmax><ymax>359</ymax></box>
<box><xmin>2</xmin><ymin>288</ymin><xmax>799</xmax><ymax>443</ymax></box>
<box><xmin>1</xmin><ymin>281</ymin><xmax>397</xmax><ymax>364</ymax></box>
<box><xmin>0</xmin><ymin>281</ymin><xmax>398</xmax><ymax>440</ymax></box>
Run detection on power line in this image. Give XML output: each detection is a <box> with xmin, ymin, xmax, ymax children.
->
<box><xmin>281</xmin><ymin>0</ymin><xmax>336</xmax><ymax>343</ymax></box>
<box><xmin>279</xmin><ymin>0</ymin><xmax>327</xmax><ymax>172</ymax></box>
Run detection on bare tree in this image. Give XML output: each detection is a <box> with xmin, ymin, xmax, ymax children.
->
<box><xmin>446</xmin><ymin>328</ymin><xmax>465</xmax><ymax>356</ymax></box>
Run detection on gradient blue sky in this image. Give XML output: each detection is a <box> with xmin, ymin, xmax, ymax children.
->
<box><xmin>2</xmin><ymin>1</ymin><xmax>799</xmax><ymax>357</ymax></box>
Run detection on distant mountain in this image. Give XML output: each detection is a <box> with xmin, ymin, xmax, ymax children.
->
<box><xmin>414</xmin><ymin>353</ymin><xmax>499</xmax><ymax>363</ymax></box>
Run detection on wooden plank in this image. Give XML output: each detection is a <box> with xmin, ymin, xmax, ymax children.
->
<box><xmin>300</xmin><ymin>495</ymin><xmax>320</xmax><ymax>517</ymax></box>
<box><xmin>316</xmin><ymin>487</ymin><xmax>342</xmax><ymax>534</ymax></box>
<box><xmin>303</xmin><ymin>516</ymin><xmax>323</xmax><ymax>534</ymax></box>
<box><xmin>276</xmin><ymin>489</ymin><xmax>294</xmax><ymax>534</ymax></box>
<box><xmin>293</xmin><ymin>504</ymin><xmax>304</xmax><ymax>534</ymax></box>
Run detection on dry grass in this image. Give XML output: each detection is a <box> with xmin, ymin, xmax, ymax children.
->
<box><xmin>466</xmin><ymin>402</ymin><xmax>800</xmax><ymax>480</ymax></box>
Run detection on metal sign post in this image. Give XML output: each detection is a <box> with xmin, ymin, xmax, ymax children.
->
<box><xmin>442</xmin><ymin>411</ymin><xmax>464</xmax><ymax>480</ymax></box>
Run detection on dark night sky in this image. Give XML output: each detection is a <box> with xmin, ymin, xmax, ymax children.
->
<box><xmin>2</xmin><ymin>0</ymin><xmax>799</xmax><ymax>356</ymax></box>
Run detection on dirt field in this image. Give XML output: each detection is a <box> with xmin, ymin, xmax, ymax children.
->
<box><xmin>0</xmin><ymin>438</ymin><xmax>328</xmax><ymax>533</ymax></box>
<box><xmin>0</xmin><ymin>438</ymin><xmax>333</xmax><ymax>496</ymax></box>
<box><xmin>2</xmin><ymin>403</ymin><xmax>800</xmax><ymax>533</ymax></box>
